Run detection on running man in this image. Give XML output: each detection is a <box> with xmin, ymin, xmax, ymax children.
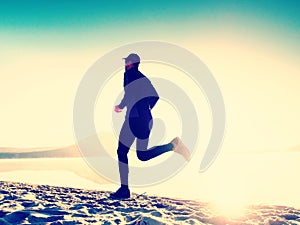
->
<box><xmin>110</xmin><ymin>53</ymin><xmax>190</xmax><ymax>199</ymax></box>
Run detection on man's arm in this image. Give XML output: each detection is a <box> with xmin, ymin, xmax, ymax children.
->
<box><xmin>114</xmin><ymin>105</ymin><xmax>122</xmax><ymax>113</ymax></box>
<box><xmin>115</xmin><ymin>92</ymin><xmax>127</xmax><ymax>113</ymax></box>
<box><xmin>117</xmin><ymin>93</ymin><xmax>127</xmax><ymax>109</ymax></box>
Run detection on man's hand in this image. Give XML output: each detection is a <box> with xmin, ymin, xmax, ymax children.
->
<box><xmin>114</xmin><ymin>105</ymin><xmax>122</xmax><ymax>113</ymax></box>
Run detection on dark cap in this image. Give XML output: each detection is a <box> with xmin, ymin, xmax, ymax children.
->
<box><xmin>123</xmin><ymin>53</ymin><xmax>140</xmax><ymax>64</ymax></box>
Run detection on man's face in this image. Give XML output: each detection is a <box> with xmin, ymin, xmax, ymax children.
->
<box><xmin>125</xmin><ymin>60</ymin><xmax>134</xmax><ymax>71</ymax></box>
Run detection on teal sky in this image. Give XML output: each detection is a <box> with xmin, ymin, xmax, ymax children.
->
<box><xmin>1</xmin><ymin>1</ymin><xmax>299</xmax><ymax>33</ymax></box>
<box><xmin>1</xmin><ymin>1</ymin><xmax>299</xmax><ymax>54</ymax></box>
<box><xmin>0</xmin><ymin>1</ymin><xmax>300</xmax><ymax>149</ymax></box>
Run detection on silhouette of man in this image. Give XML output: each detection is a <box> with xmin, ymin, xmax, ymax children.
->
<box><xmin>110</xmin><ymin>53</ymin><xmax>190</xmax><ymax>199</ymax></box>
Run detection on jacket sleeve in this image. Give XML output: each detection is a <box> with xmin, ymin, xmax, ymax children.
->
<box><xmin>118</xmin><ymin>88</ymin><xmax>129</xmax><ymax>109</ymax></box>
<box><xmin>118</xmin><ymin>75</ymin><xmax>129</xmax><ymax>109</ymax></box>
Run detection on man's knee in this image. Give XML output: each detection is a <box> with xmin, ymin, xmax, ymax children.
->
<box><xmin>136</xmin><ymin>151</ymin><xmax>149</xmax><ymax>161</ymax></box>
<box><xmin>117</xmin><ymin>142</ymin><xmax>129</xmax><ymax>161</ymax></box>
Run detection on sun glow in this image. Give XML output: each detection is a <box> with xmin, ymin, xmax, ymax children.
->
<box><xmin>211</xmin><ymin>197</ymin><xmax>248</xmax><ymax>219</ymax></box>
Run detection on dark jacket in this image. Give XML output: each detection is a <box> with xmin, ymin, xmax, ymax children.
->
<box><xmin>118</xmin><ymin>67</ymin><xmax>159</xmax><ymax>119</ymax></box>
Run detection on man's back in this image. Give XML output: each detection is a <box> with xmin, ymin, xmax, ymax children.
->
<box><xmin>119</xmin><ymin>68</ymin><xmax>159</xmax><ymax>119</ymax></box>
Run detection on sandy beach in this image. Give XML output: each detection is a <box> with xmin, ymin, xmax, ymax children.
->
<box><xmin>0</xmin><ymin>181</ymin><xmax>299</xmax><ymax>225</ymax></box>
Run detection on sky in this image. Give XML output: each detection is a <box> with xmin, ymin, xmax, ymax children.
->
<box><xmin>0</xmin><ymin>0</ymin><xmax>300</xmax><ymax>153</ymax></box>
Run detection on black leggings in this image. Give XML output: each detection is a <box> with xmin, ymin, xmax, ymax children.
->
<box><xmin>117</xmin><ymin>117</ymin><xmax>173</xmax><ymax>186</ymax></box>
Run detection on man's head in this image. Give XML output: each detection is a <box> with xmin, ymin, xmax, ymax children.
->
<box><xmin>123</xmin><ymin>53</ymin><xmax>140</xmax><ymax>71</ymax></box>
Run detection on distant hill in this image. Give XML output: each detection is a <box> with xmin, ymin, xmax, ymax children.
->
<box><xmin>0</xmin><ymin>145</ymin><xmax>81</xmax><ymax>159</ymax></box>
<box><xmin>0</xmin><ymin>132</ymin><xmax>116</xmax><ymax>159</ymax></box>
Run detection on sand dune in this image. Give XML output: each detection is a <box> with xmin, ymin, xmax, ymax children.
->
<box><xmin>0</xmin><ymin>181</ymin><xmax>300</xmax><ymax>224</ymax></box>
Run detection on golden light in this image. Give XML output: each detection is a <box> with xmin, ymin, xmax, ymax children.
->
<box><xmin>209</xmin><ymin>187</ymin><xmax>248</xmax><ymax>220</ymax></box>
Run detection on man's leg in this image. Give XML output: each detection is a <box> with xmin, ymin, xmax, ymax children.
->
<box><xmin>136</xmin><ymin>138</ymin><xmax>174</xmax><ymax>161</ymax></box>
<box><xmin>117</xmin><ymin>119</ymin><xmax>135</xmax><ymax>187</ymax></box>
<box><xmin>134</xmin><ymin>118</ymin><xmax>173</xmax><ymax>161</ymax></box>
<box><xmin>133</xmin><ymin>118</ymin><xmax>190</xmax><ymax>162</ymax></box>
<box><xmin>110</xmin><ymin>120</ymin><xmax>135</xmax><ymax>198</ymax></box>
<box><xmin>117</xmin><ymin>142</ymin><xmax>130</xmax><ymax>188</ymax></box>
